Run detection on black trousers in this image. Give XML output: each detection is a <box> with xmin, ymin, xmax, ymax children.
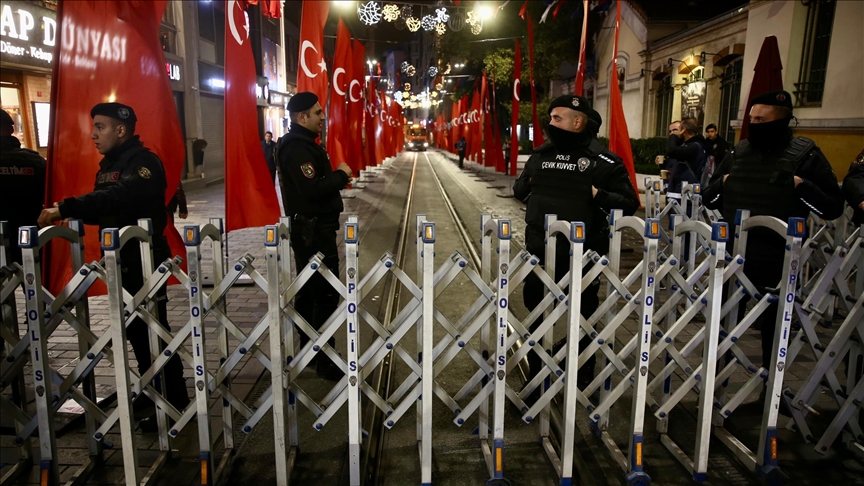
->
<box><xmin>523</xmin><ymin>230</ymin><xmax>599</xmax><ymax>388</ymax></box>
<box><xmin>740</xmin><ymin>258</ymin><xmax>785</xmax><ymax>369</ymax></box>
<box><xmin>458</xmin><ymin>151</ymin><xmax>466</xmax><ymax>168</ymax></box>
<box><xmin>121</xmin><ymin>242</ymin><xmax>188</xmax><ymax>408</ymax></box>
<box><xmin>291</xmin><ymin>227</ymin><xmax>340</xmax><ymax>350</ymax></box>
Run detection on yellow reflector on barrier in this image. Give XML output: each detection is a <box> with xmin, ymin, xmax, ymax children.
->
<box><xmin>650</xmin><ymin>221</ymin><xmax>659</xmax><ymax>236</ymax></box>
<box><xmin>636</xmin><ymin>442</ymin><xmax>643</xmax><ymax>467</ymax></box>
<box><xmin>771</xmin><ymin>437</ymin><xmax>777</xmax><ymax>460</ymax></box>
<box><xmin>40</xmin><ymin>469</ymin><xmax>49</xmax><ymax>486</ymax></box>
<box><xmin>186</xmin><ymin>228</ymin><xmax>195</xmax><ymax>243</ymax></box>
<box><xmin>347</xmin><ymin>225</ymin><xmax>356</xmax><ymax>241</ymax></box>
<box><xmin>425</xmin><ymin>226</ymin><xmax>433</xmax><ymax>240</ymax></box>
<box><xmin>720</xmin><ymin>225</ymin><xmax>727</xmax><ymax>240</ymax></box>
<box><xmin>102</xmin><ymin>232</ymin><xmax>112</xmax><ymax>248</ymax></box>
<box><xmin>495</xmin><ymin>448</ymin><xmax>502</xmax><ymax>472</ymax></box>
<box><xmin>201</xmin><ymin>459</ymin><xmax>208</xmax><ymax>484</ymax></box>
<box><xmin>501</xmin><ymin>222</ymin><xmax>510</xmax><ymax>237</ymax></box>
<box><xmin>797</xmin><ymin>221</ymin><xmax>805</xmax><ymax>235</ymax></box>
<box><xmin>576</xmin><ymin>226</ymin><xmax>584</xmax><ymax>239</ymax></box>
<box><xmin>266</xmin><ymin>228</ymin><xmax>276</xmax><ymax>244</ymax></box>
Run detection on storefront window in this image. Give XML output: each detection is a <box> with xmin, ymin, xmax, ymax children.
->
<box><xmin>0</xmin><ymin>85</ymin><xmax>25</xmax><ymax>146</ymax></box>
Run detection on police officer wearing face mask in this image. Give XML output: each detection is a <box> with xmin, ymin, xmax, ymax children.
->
<box><xmin>514</xmin><ymin>95</ymin><xmax>639</xmax><ymax>395</ymax></box>
<box><xmin>703</xmin><ymin>90</ymin><xmax>844</xmax><ymax>389</ymax></box>
<box><xmin>37</xmin><ymin>103</ymin><xmax>190</xmax><ymax>422</ymax></box>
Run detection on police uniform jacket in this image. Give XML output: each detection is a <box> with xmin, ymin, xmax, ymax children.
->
<box><xmin>702</xmin><ymin>134</ymin><xmax>844</xmax><ymax>261</ymax></box>
<box><xmin>58</xmin><ymin>136</ymin><xmax>170</xmax><ymax>261</ymax></box>
<box><xmin>276</xmin><ymin>124</ymin><xmax>348</xmax><ymax>230</ymax></box>
<box><xmin>513</xmin><ymin>137</ymin><xmax>640</xmax><ymax>255</ymax></box>
<box><xmin>0</xmin><ymin>135</ymin><xmax>45</xmax><ymax>262</ymax></box>
<box><xmin>663</xmin><ymin>134</ymin><xmax>707</xmax><ymax>196</ymax></box>
<box><xmin>842</xmin><ymin>153</ymin><xmax>864</xmax><ymax>226</ymax></box>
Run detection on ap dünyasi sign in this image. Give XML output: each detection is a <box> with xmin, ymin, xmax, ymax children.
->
<box><xmin>0</xmin><ymin>1</ymin><xmax>56</xmax><ymax>69</ymax></box>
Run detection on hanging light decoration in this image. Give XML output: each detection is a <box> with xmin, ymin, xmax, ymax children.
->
<box><xmin>410</xmin><ymin>94</ymin><xmax>417</xmax><ymax>101</ymax></box>
<box><xmin>435</xmin><ymin>23</ymin><xmax>446</xmax><ymax>35</ymax></box>
<box><xmin>400</xmin><ymin>5</ymin><xmax>413</xmax><ymax>18</ymax></box>
<box><xmin>403</xmin><ymin>91</ymin><xmax>410</xmax><ymax>99</ymax></box>
<box><xmin>394</xmin><ymin>91</ymin><xmax>403</xmax><ymax>101</ymax></box>
<box><xmin>404</xmin><ymin>82</ymin><xmax>411</xmax><ymax>91</ymax></box>
<box><xmin>427</xmin><ymin>66</ymin><xmax>438</xmax><ymax>78</ymax></box>
<box><xmin>406</xmin><ymin>65</ymin><xmax>416</xmax><ymax>76</ymax></box>
<box><xmin>381</xmin><ymin>4</ymin><xmax>400</xmax><ymax>22</ymax></box>
<box><xmin>357</xmin><ymin>1</ymin><xmax>382</xmax><ymax>26</ymax></box>
<box><xmin>431</xmin><ymin>91</ymin><xmax>439</xmax><ymax>98</ymax></box>
<box><xmin>442</xmin><ymin>63</ymin><xmax>451</xmax><ymax>75</ymax></box>
<box><xmin>448</xmin><ymin>11</ymin><xmax>465</xmax><ymax>32</ymax></box>
<box><xmin>401</xmin><ymin>61</ymin><xmax>409</xmax><ymax>73</ymax></box>
<box><xmin>471</xmin><ymin>23</ymin><xmax>483</xmax><ymax>35</ymax></box>
<box><xmin>421</xmin><ymin>15</ymin><xmax>436</xmax><ymax>31</ymax></box>
<box><xmin>435</xmin><ymin>7</ymin><xmax>450</xmax><ymax>23</ymax></box>
<box><xmin>394</xmin><ymin>17</ymin><xmax>406</xmax><ymax>30</ymax></box>
<box><xmin>406</xmin><ymin>17</ymin><xmax>421</xmax><ymax>32</ymax></box>
<box><xmin>435</xmin><ymin>82</ymin><xmax>444</xmax><ymax>91</ymax></box>
<box><xmin>466</xmin><ymin>10</ymin><xmax>479</xmax><ymax>26</ymax></box>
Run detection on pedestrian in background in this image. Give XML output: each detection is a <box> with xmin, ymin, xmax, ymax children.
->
<box><xmin>842</xmin><ymin>149</ymin><xmax>864</xmax><ymax>226</ymax></box>
<box><xmin>455</xmin><ymin>136</ymin><xmax>467</xmax><ymax>169</ymax></box>
<box><xmin>262</xmin><ymin>131</ymin><xmax>277</xmax><ymax>182</ymax></box>
<box><xmin>191</xmin><ymin>138</ymin><xmax>207</xmax><ymax>179</ymax></box>
<box><xmin>275</xmin><ymin>92</ymin><xmax>353</xmax><ymax>381</ymax></box>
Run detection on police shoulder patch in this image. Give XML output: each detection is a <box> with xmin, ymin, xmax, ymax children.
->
<box><xmin>300</xmin><ymin>162</ymin><xmax>316</xmax><ymax>179</ymax></box>
<box><xmin>137</xmin><ymin>167</ymin><xmax>152</xmax><ymax>179</ymax></box>
<box><xmin>598</xmin><ymin>153</ymin><xmax>616</xmax><ymax>164</ymax></box>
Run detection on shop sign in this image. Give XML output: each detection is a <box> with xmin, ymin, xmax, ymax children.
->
<box><xmin>0</xmin><ymin>1</ymin><xmax>56</xmax><ymax>68</ymax></box>
<box><xmin>166</xmin><ymin>61</ymin><xmax>180</xmax><ymax>81</ymax></box>
<box><xmin>268</xmin><ymin>91</ymin><xmax>285</xmax><ymax>107</ymax></box>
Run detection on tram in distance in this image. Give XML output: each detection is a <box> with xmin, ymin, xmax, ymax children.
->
<box><xmin>406</xmin><ymin>123</ymin><xmax>430</xmax><ymax>151</ymax></box>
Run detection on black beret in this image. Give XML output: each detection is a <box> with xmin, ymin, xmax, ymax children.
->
<box><xmin>0</xmin><ymin>109</ymin><xmax>12</xmax><ymax>127</ymax></box>
<box><xmin>90</xmin><ymin>102</ymin><xmax>137</xmax><ymax>124</ymax></box>
<box><xmin>750</xmin><ymin>90</ymin><xmax>793</xmax><ymax>112</ymax></box>
<box><xmin>287</xmin><ymin>92</ymin><xmax>319</xmax><ymax>113</ymax></box>
<box><xmin>548</xmin><ymin>95</ymin><xmax>591</xmax><ymax>116</ymax></box>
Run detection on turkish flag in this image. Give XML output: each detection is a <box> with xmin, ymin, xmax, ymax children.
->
<box><xmin>44</xmin><ymin>0</ymin><xmax>184</xmax><ymax>295</ymax></box>
<box><xmin>608</xmin><ymin>1</ymin><xmax>640</xmax><ymax>202</ymax></box>
<box><xmin>470</xmin><ymin>90</ymin><xmax>482</xmax><ymax>162</ymax></box>
<box><xmin>527</xmin><ymin>14</ymin><xmax>544</xmax><ymax>148</ymax></box>
<box><xmin>297</xmin><ymin>0</ymin><xmax>329</xmax><ymax>103</ymax></box>
<box><xmin>224</xmin><ymin>0</ymin><xmax>280</xmax><ymax>232</ymax></box>
<box><xmin>260</xmin><ymin>0</ymin><xmax>281</xmax><ymax>19</ymax></box>
<box><xmin>326</xmin><ymin>19</ymin><xmax>352</xmax><ymax>171</ymax></box>
<box><xmin>365</xmin><ymin>84</ymin><xmax>379</xmax><ymax>166</ymax></box>
<box><xmin>348</xmin><ymin>40</ymin><xmax>367</xmax><ymax>172</ymax></box>
<box><xmin>374</xmin><ymin>91</ymin><xmax>388</xmax><ymax>164</ymax></box>
<box><xmin>575</xmin><ymin>0</ymin><xmax>589</xmax><ymax>96</ymax></box>
<box><xmin>391</xmin><ymin>99</ymin><xmax>403</xmax><ymax>155</ymax></box>
<box><xmin>510</xmin><ymin>39</ymin><xmax>522</xmax><ymax>176</ymax></box>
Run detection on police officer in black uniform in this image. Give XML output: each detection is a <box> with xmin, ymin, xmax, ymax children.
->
<box><xmin>702</xmin><ymin>90</ymin><xmax>844</xmax><ymax>384</ymax></box>
<box><xmin>0</xmin><ymin>109</ymin><xmax>45</xmax><ymax>265</ymax></box>
<box><xmin>276</xmin><ymin>92</ymin><xmax>353</xmax><ymax>381</ymax></box>
<box><xmin>842</xmin><ymin>150</ymin><xmax>864</xmax><ymax>227</ymax></box>
<box><xmin>514</xmin><ymin>95</ymin><xmax>640</xmax><ymax>394</ymax></box>
<box><xmin>37</xmin><ymin>103</ymin><xmax>190</xmax><ymax>418</ymax></box>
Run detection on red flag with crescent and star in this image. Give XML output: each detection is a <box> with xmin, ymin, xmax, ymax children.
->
<box><xmin>608</xmin><ymin>0</ymin><xmax>640</xmax><ymax>203</ymax></box>
<box><xmin>510</xmin><ymin>39</ymin><xmax>522</xmax><ymax>176</ymax></box>
<box><xmin>347</xmin><ymin>39</ymin><xmax>367</xmax><ymax>172</ymax></box>
<box><xmin>297</xmin><ymin>0</ymin><xmax>329</xmax><ymax>103</ymax></box>
<box><xmin>365</xmin><ymin>83</ymin><xmax>379</xmax><ymax>166</ymax></box>
<box><xmin>224</xmin><ymin>0</ymin><xmax>280</xmax><ymax>232</ymax></box>
<box><xmin>326</xmin><ymin>19</ymin><xmax>352</xmax><ymax>172</ymax></box>
<box><xmin>527</xmin><ymin>13</ymin><xmax>544</xmax><ymax>148</ymax></box>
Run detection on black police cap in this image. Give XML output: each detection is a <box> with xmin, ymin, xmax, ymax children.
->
<box><xmin>0</xmin><ymin>109</ymin><xmax>13</xmax><ymax>127</ymax></box>
<box><xmin>548</xmin><ymin>95</ymin><xmax>601</xmax><ymax>130</ymax></box>
<box><xmin>287</xmin><ymin>92</ymin><xmax>319</xmax><ymax>113</ymax></box>
<box><xmin>750</xmin><ymin>90</ymin><xmax>793</xmax><ymax>112</ymax></box>
<box><xmin>90</xmin><ymin>102</ymin><xmax>137</xmax><ymax>124</ymax></box>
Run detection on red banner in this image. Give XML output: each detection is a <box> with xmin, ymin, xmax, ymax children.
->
<box><xmin>297</xmin><ymin>0</ymin><xmax>329</xmax><ymax>103</ymax></box>
<box><xmin>224</xmin><ymin>0</ymin><xmax>280</xmax><ymax>232</ymax></box>
<box><xmin>470</xmin><ymin>90</ymin><xmax>482</xmax><ymax>163</ymax></box>
<box><xmin>527</xmin><ymin>13</ymin><xmax>544</xmax><ymax>148</ymax></box>
<box><xmin>608</xmin><ymin>1</ymin><xmax>640</xmax><ymax>201</ymax></box>
<box><xmin>389</xmin><ymin>97</ymin><xmax>403</xmax><ymax>157</ymax></box>
<box><xmin>44</xmin><ymin>0</ymin><xmax>184</xmax><ymax>295</ymax></box>
<box><xmin>510</xmin><ymin>39</ymin><xmax>522</xmax><ymax>176</ymax></box>
<box><xmin>326</xmin><ymin>19</ymin><xmax>351</xmax><ymax>171</ymax></box>
<box><xmin>348</xmin><ymin>40</ymin><xmax>367</xmax><ymax>172</ymax></box>
<box><xmin>365</xmin><ymin>84</ymin><xmax>379</xmax><ymax>166</ymax></box>
<box><xmin>260</xmin><ymin>0</ymin><xmax>281</xmax><ymax>18</ymax></box>
<box><xmin>374</xmin><ymin>91</ymin><xmax>388</xmax><ymax>164</ymax></box>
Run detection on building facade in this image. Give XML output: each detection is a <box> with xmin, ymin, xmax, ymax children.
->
<box><xmin>584</xmin><ymin>0</ymin><xmax>862</xmax><ymax>177</ymax></box>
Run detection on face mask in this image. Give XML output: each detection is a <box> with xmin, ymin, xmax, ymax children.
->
<box><xmin>547</xmin><ymin>123</ymin><xmax>591</xmax><ymax>150</ymax></box>
<box><xmin>748</xmin><ymin>118</ymin><xmax>791</xmax><ymax>151</ymax></box>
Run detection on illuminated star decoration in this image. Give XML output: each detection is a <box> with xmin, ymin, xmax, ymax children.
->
<box><xmin>406</xmin><ymin>17</ymin><xmax>421</xmax><ymax>32</ymax></box>
<box><xmin>435</xmin><ymin>23</ymin><xmax>446</xmax><ymax>35</ymax></box>
<box><xmin>403</xmin><ymin>91</ymin><xmax>410</xmax><ymax>99</ymax></box>
<box><xmin>406</xmin><ymin>65</ymin><xmax>416</xmax><ymax>76</ymax></box>
<box><xmin>431</xmin><ymin>91</ymin><xmax>438</xmax><ymax>98</ymax></box>
<box><xmin>394</xmin><ymin>91</ymin><xmax>403</xmax><ymax>101</ymax></box>
<box><xmin>357</xmin><ymin>1</ymin><xmax>382</xmax><ymax>25</ymax></box>
<box><xmin>435</xmin><ymin>7</ymin><xmax>450</xmax><ymax>23</ymax></box>
<box><xmin>427</xmin><ymin>66</ymin><xmax>438</xmax><ymax>77</ymax></box>
<box><xmin>421</xmin><ymin>15</ymin><xmax>436</xmax><ymax>31</ymax></box>
<box><xmin>435</xmin><ymin>82</ymin><xmax>444</xmax><ymax>91</ymax></box>
<box><xmin>404</xmin><ymin>82</ymin><xmax>411</xmax><ymax>90</ymax></box>
<box><xmin>466</xmin><ymin>10</ymin><xmax>478</xmax><ymax>26</ymax></box>
<box><xmin>381</xmin><ymin>4</ymin><xmax>400</xmax><ymax>22</ymax></box>
<box><xmin>401</xmin><ymin>61</ymin><xmax>409</xmax><ymax>73</ymax></box>
<box><xmin>472</xmin><ymin>23</ymin><xmax>483</xmax><ymax>35</ymax></box>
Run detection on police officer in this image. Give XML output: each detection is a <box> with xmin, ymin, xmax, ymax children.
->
<box><xmin>514</xmin><ymin>95</ymin><xmax>639</xmax><ymax>395</ymax></box>
<box><xmin>842</xmin><ymin>149</ymin><xmax>864</xmax><ymax>226</ymax></box>
<box><xmin>0</xmin><ymin>109</ymin><xmax>45</xmax><ymax>265</ymax></box>
<box><xmin>276</xmin><ymin>92</ymin><xmax>353</xmax><ymax>381</ymax></box>
<box><xmin>37</xmin><ymin>103</ymin><xmax>190</xmax><ymax>419</ymax></box>
<box><xmin>703</xmin><ymin>90</ymin><xmax>844</xmax><ymax>393</ymax></box>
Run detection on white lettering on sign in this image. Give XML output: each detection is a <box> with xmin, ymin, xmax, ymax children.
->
<box><xmin>58</xmin><ymin>20</ymin><xmax>127</xmax><ymax>70</ymax></box>
<box><xmin>541</xmin><ymin>161</ymin><xmax>580</xmax><ymax>171</ymax></box>
<box><xmin>0</xmin><ymin>4</ymin><xmax>56</xmax><ymax>65</ymax></box>
<box><xmin>166</xmin><ymin>62</ymin><xmax>181</xmax><ymax>81</ymax></box>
